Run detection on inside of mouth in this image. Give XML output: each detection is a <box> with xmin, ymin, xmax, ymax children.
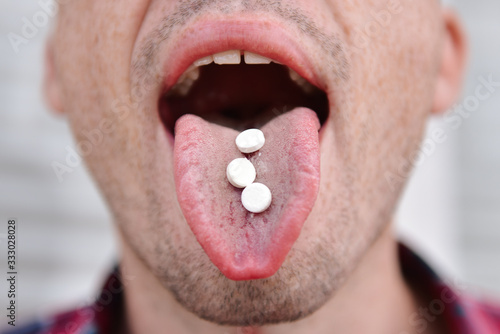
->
<box><xmin>159</xmin><ymin>61</ymin><xmax>329</xmax><ymax>134</ymax></box>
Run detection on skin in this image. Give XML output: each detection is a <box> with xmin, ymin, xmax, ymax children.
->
<box><xmin>45</xmin><ymin>0</ymin><xmax>466</xmax><ymax>333</ymax></box>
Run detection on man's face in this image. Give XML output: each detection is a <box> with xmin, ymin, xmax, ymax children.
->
<box><xmin>51</xmin><ymin>0</ymin><xmax>443</xmax><ymax>326</ymax></box>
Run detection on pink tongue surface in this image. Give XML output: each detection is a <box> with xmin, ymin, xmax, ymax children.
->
<box><xmin>174</xmin><ymin>108</ymin><xmax>320</xmax><ymax>280</ymax></box>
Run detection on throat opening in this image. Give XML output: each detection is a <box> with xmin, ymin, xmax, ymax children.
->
<box><xmin>159</xmin><ymin>61</ymin><xmax>329</xmax><ymax>134</ymax></box>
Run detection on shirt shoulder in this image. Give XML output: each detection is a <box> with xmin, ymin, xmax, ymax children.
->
<box><xmin>1</xmin><ymin>268</ymin><xmax>124</xmax><ymax>334</ymax></box>
<box><xmin>468</xmin><ymin>299</ymin><xmax>500</xmax><ymax>332</ymax></box>
<box><xmin>1</xmin><ymin>307</ymin><xmax>97</xmax><ymax>334</ymax></box>
<box><xmin>399</xmin><ymin>243</ymin><xmax>500</xmax><ymax>333</ymax></box>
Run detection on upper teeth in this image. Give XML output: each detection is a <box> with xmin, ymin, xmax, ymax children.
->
<box><xmin>170</xmin><ymin>50</ymin><xmax>312</xmax><ymax>96</ymax></box>
<box><xmin>242</xmin><ymin>51</ymin><xmax>272</xmax><ymax>64</ymax></box>
<box><xmin>193</xmin><ymin>55</ymin><xmax>214</xmax><ymax>67</ymax></box>
<box><xmin>288</xmin><ymin>68</ymin><xmax>315</xmax><ymax>94</ymax></box>
<box><xmin>214</xmin><ymin>50</ymin><xmax>241</xmax><ymax>64</ymax></box>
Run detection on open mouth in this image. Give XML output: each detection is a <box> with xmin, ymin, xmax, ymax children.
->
<box><xmin>155</xmin><ymin>22</ymin><xmax>330</xmax><ymax>281</ymax></box>
<box><xmin>159</xmin><ymin>50</ymin><xmax>329</xmax><ymax>134</ymax></box>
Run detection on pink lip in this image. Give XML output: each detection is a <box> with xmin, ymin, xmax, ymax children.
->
<box><xmin>161</xmin><ymin>18</ymin><xmax>325</xmax><ymax>94</ymax></box>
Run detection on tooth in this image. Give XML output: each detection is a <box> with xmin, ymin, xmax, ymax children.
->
<box><xmin>176</xmin><ymin>66</ymin><xmax>199</xmax><ymax>87</ymax></box>
<box><xmin>244</xmin><ymin>51</ymin><xmax>272</xmax><ymax>64</ymax></box>
<box><xmin>288</xmin><ymin>68</ymin><xmax>315</xmax><ymax>94</ymax></box>
<box><xmin>288</xmin><ymin>68</ymin><xmax>303</xmax><ymax>84</ymax></box>
<box><xmin>172</xmin><ymin>78</ymin><xmax>195</xmax><ymax>96</ymax></box>
<box><xmin>194</xmin><ymin>55</ymin><xmax>213</xmax><ymax>67</ymax></box>
<box><xmin>185</xmin><ymin>66</ymin><xmax>200</xmax><ymax>81</ymax></box>
<box><xmin>174</xmin><ymin>83</ymin><xmax>191</xmax><ymax>96</ymax></box>
<box><xmin>171</xmin><ymin>66</ymin><xmax>200</xmax><ymax>96</ymax></box>
<box><xmin>213</xmin><ymin>50</ymin><xmax>241</xmax><ymax>64</ymax></box>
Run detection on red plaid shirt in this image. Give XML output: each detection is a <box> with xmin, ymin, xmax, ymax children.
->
<box><xmin>4</xmin><ymin>245</ymin><xmax>500</xmax><ymax>334</ymax></box>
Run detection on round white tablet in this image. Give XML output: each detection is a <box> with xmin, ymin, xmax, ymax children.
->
<box><xmin>235</xmin><ymin>129</ymin><xmax>265</xmax><ymax>153</ymax></box>
<box><xmin>226</xmin><ymin>158</ymin><xmax>256</xmax><ymax>188</ymax></box>
<box><xmin>241</xmin><ymin>183</ymin><xmax>272</xmax><ymax>213</ymax></box>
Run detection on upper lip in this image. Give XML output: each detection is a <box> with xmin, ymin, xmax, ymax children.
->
<box><xmin>160</xmin><ymin>17</ymin><xmax>327</xmax><ymax>95</ymax></box>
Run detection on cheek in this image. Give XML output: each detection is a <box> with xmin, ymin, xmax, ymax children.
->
<box><xmin>53</xmin><ymin>1</ymin><xmax>162</xmax><ymax>218</ymax></box>
<box><xmin>313</xmin><ymin>1</ymin><xmax>442</xmax><ymax>240</ymax></box>
<box><xmin>55</xmin><ymin>0</ymin><xmax>150</xmax><ymax>126</ymax></box>
<box><xmin>345</xmin><ymin>2</ymin><xmax>441</xmax><ymax>156</ymax></box>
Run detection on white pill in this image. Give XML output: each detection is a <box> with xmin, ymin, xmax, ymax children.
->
<box><xmin>241</xmin><ymin>183</ymin><xmax>272</xmax><ymax>213</ymax></box>
<box><xmin>236</xmin><ymin>129</ymin><xmax>265</xmax><ymax>153</ymax></box>
<box><xmin>226</xmin><ymin>158</ymin><xmax>256</xmax><ymax>188</ymax></box>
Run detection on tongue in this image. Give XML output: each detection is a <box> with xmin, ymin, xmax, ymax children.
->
<box><xmin>174</xmin><ymin>108</ymin><xmax>320</xmax><ymax>280</ymax></box>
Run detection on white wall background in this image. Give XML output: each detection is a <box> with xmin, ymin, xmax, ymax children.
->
<box><xmin>0</xmin><ymin>0</ymin><xmax>499</xmax><ymax>326</ymax></box>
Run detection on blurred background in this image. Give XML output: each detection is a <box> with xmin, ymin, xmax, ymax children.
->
<box><xmin>1</xmin><ymin>0</ymin><xmax>499</xmax><ymax>325</ymax></box>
